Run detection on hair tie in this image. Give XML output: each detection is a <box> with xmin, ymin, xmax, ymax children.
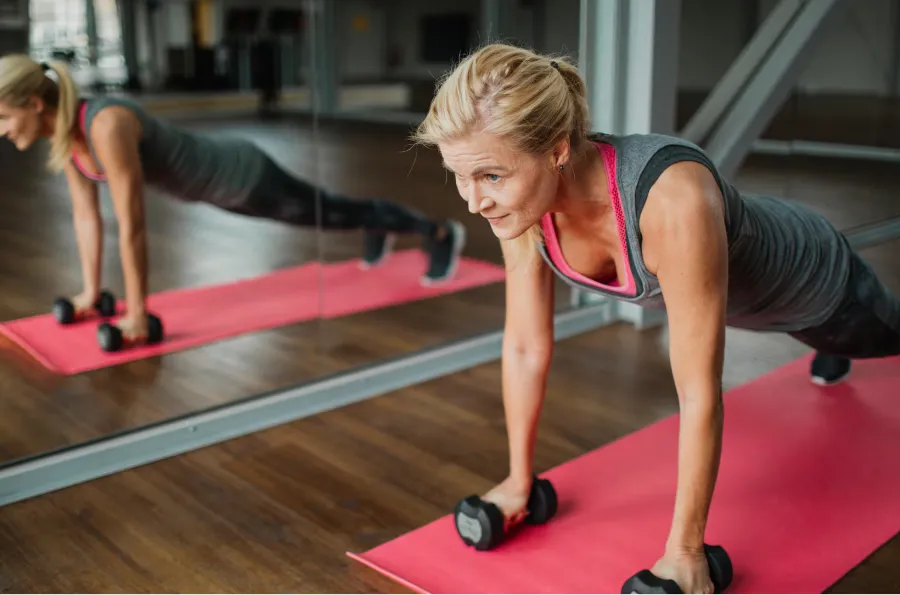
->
<box><xmin>550</xmin><ymin>60</ymin><xmax>559</xmax><ymax>70</ymax></box>
<box><xmin>40</xmin><ymin>62</ymin><xmax>50</xmax><ymax>72</ymax></box>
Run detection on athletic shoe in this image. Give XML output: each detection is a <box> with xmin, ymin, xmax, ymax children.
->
<box><xmin>361</xmin><ymin>230</ymin><xmax>396</xmax><ymax>268</ymax></box>
<box><xmin>810</xmin><ymin>352</ymin><xmax>852</xmax><ymax>385</ymax></box>
<box><xmin>422</xmin><ymin>220</ymin><xmax>466</xmax><ymax>285</ymax></box>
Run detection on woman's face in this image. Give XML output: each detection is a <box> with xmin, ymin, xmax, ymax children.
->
<box><xmin>439</xmin><ymin>130</ymin><xmax>566</xmax><ymax>240</ymax></box>
<box><xmin>0</xmin><ymin>96</ymin><xmax>45</xmax><ymax>151</ymax></box>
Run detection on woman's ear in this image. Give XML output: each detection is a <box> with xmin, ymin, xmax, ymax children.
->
<box><xmin>29</xmin><ymin>95</ymin><xmax>45</xmax><ymax>113</ymax></box>
<box><xmin>553</xmin><ymin>138</ymin><xmax>571</xmax><ymax>168</ymax></box>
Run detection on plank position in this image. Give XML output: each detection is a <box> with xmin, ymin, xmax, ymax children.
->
<box><xmin>0</xmin><ymin>55</ymin><xmax>466</xmax><ymax>343</ymax></box>
<box><xmin>412</xmin><ymin>43</ymin><xmax>900</xmax><ymax>592</ymax></box>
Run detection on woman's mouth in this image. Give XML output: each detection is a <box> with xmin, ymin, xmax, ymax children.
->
<box><xmin>485</xmin><ymin>214</ymin><xmax>507</xmax><ymax>225</ymax></box>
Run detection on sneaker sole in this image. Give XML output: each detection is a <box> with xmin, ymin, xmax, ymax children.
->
<box><xmin>810</xmin><ymin>367</ymin><xmax>851</xmax><ymax>386</ymax></box>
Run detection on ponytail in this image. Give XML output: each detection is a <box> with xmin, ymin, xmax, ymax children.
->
<box><xmin>44</xmin><ymin>60</ymin><xmax>79</xmax><ymax>173</ymax></box>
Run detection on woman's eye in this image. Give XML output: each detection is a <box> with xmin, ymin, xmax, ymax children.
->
<box><xmin>485</xmin><ymin>173</ymin><xmax>500</xmax><ymax>182</ymax></box>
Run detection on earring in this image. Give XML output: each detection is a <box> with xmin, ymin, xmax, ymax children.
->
<box><xmin>558</xmin><ymin>164</ymin><xmax>565</xmax><ymax>171</ymax></box>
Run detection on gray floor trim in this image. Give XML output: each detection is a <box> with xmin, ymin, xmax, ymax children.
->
<box><xmin>752</xmin><ymin>139</ymin><xmax>900</xmax><ymax>164</ymax></box>
<box><xmin>0</xmin><ymin>302</ymin><xmax>615</xmax><ymax>507</ymax></box>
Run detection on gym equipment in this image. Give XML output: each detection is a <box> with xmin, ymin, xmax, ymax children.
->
<box><xmin>621</xmin><ymin>544</ymin><xmax>733</xmax><ymax>594</ymax></box>
<box><xmin>0</xmin><ymin>250</ymin><xmax>505</xmax><ymax>374</ymax></box>
<box><xmin>52</xmin><ymin>290</ymin><xmax>116</xmax><ymax>324</ymax></box>
<box><xmin>347</xmin><ymin>354</ymin><xmax>900</xmax><ymax>593</ymax></box>
<box><xmin>454</xmin><ymin>475</ymin><xmax>557</xmax><ymax>550</ymax></box>
<box><xmin>97</xmin><ymin>313</ymin><xmax>165</xmax><ymax>352</ymax></box>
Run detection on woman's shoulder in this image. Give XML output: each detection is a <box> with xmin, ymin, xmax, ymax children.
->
<box><xmin>82</xmin><ymin>95</ymin><xmax>151</xmax><ymax>129</ymax></box>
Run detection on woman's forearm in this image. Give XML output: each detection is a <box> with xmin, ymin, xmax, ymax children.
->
<box><xmin>118</xmin><ymin>223</ymin><xmax>149</xmax><ymax>317</ymax></box>
<box><xmin>667</xmin><ymin>386</ymin><xmax>724</xmax><ymax>553</ymax></box>
<box><xmin>502</xmin><ymin>343</ymin><xmax>553</xmax><ymax>488</ymax></box>
<box><xmin>72</xmin><ymin>211</ymin><xmax>104</xmax><ymax>296</ymax></box>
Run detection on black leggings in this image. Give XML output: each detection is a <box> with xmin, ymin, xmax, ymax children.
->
<box><xmin>232</xmin><ymin>162</ymin><xmax>439</xmax><ymax>238</ymax></box>
<box><xmin>789</xmin><ymin>250</ymin><xmax>900</xmax><ymax>359</ymax></box>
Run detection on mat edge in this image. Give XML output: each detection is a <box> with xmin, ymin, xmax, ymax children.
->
<box><xmin>346</xmin><ymin>551</ymin><xmax>431</xmax><ymax>594</ymax></box>
<box><xmin>0</xmin><ymin>325</ymin><xmax>64</xmax><ymax>374</ymax></box>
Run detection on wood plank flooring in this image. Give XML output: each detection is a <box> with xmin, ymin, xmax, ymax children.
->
<box><xmin>0</xmin><ymin>237</ymin><xmax>896</xmax><ymax>593</ymax></box>
<box><xmin>0</xmin><ymin>114</ymin><xmax>898</xmax><ymax>592</ymax></box>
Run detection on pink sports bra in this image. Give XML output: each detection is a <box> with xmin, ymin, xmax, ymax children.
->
<box><xmin>71</xmin><ymin>101</ymin><xmax>107</xmax><ymax>182</ymax></box>
<box><xmin>539</xmin><ymin>141</ymin><xmax>637</xmax><ymax>297</ymax></box>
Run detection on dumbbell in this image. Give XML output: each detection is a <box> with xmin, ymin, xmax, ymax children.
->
<box><xmin>97</xmin><ymin>312</ymin><xmax>165</xmax><ymax>352</ymax></box>
<box><xmin>453</xmin><ymin>475</ymin><xmax>558</xmax><ymax>551</ymax></box>
<box><xmin>621</xmin><ymin>544</ymin><xmax>733</xmax><ymax>594</ymax></box>
<box><xmin>52</xmin><ymin>290</ymin><xmax>117</xmax><ymax>325</ymax></box>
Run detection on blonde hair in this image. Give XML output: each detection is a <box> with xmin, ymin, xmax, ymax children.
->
<box><xmin>0</xmin><ymin>54</ymin><xmax>79</xmax><ymax>172</ymax></box>
<box><xmin>413</xmin><ymin>43</ymin><xmax>589</xmax><ymax>154</ymax></box>
<box><xmin>412</xmin><ymin>43</ymin><xmax>591</xmax><ymax>263</ymax></box>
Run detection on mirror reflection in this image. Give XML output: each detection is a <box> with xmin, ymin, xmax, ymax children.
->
<box><xmin>0</xmin><ymin>0</ymin><xmax>322</xmax><ymax>462</ymax></box>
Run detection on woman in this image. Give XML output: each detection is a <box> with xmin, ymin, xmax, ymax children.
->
<box><xmin>413</xmin><ymin>43</ymin><xmax>900</xmax><ymax>592</ymax></box>
<box><xmin>0</xmin><ymin>54</ymin><xmax>465</xmax><ymax>343</ymax></box>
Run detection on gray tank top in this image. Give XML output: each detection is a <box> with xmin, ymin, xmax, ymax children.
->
<box><xmin>537</xmin><ymin>133</ymin><xmax>852</xmax><ymax>333</ymax></box>
<box><xmin>76</xmin><ymin>96</ymin><xmax>268</xmax><ymax>211</ymax></box>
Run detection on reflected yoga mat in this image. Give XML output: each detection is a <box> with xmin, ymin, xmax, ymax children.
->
<box><xmin>348</xmin><ymin>355</ymin><xmax>900</xmax><ymax>594</ymax></box>
<box><xmin>0</xmin><ymin>250</ymin><xmax>505</xmax><ymax>375</ymax></box>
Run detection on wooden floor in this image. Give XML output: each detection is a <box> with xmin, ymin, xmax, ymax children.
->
<box><xmin>0</xmin><ymin>114</ymin><xmax>898</xmax><ymax>592</ymax></box>
<box><xmin>0</xmin><ymin>238</ymin><xmax>897</xmax><ymax>592</ymax></box>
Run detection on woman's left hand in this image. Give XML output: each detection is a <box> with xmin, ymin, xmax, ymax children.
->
<box><xmin>115</xmin><ymin>313</ymin><xmax>149</xmax><ymax>343</ymax></box>
<box><xmin>649</xmin><ymin>548</ymin><xmax>713</xmax><ymax>594</ymax></box>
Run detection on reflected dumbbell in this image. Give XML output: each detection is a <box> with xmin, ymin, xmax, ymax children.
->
<box><xmin>621</xmin><ymin>544</ymin><xmax>733</xmax><ymax>594</ymax></box>
<box><xmin>454</xmin><ymin>475</ymin><xmax>558</xmax><ymax>551</ymax></box>
<box><xmin>97</xmin><ymin>312</ymin><xmax>165</xmax><ymax>352</ymax></box>
<box><xmin>52</xmin><ymin>290</ymin><xmax>117</xmax><ymax>324</ymax></box>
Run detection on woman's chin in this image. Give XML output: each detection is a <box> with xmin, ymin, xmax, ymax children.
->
<box><xmin>490</xmin><ymin>220</ymin><xmax>530</xmax><ymax>241</ymax></box>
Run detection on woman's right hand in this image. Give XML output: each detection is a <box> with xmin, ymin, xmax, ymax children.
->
<box><xmin>482</xmin><ymin>475</ymin><xmax>533</xmax><ymax>528</ymax></box>
<box><xmin>70</xmin><ymin>289</ymin><xmax>100</xmax><ymax>317</ymax></box>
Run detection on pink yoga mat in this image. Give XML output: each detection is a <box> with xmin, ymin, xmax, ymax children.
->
<box><xmin>0</xmin><ymin>250</ymin><xmax>505</xmax><ymax>375</ymax></box>
<box><xmin>348</xmin><ymin>354</ymin><xmax>900</xmax><ymax>594</ymax></box>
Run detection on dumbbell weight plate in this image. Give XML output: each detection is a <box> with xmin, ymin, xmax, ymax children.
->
<box><xmin>621</xmin><ymin>570</ymin><xmax>682</xmax><ymax>594</ymax></box>
<box><xmin>95</xmin><ymin>291</ymin><xmax>117</xmax><ymax>317</ymax></box>
<box><xmin>147</xmin><ymin>313</ymin><xmax>164</xmax><ymax>344</ymax></box>
<box><xmin>705</xmin><ymin>545</ymin><xmax>733</xmax><ymax>593</ymax></box>
<box><xmin>52</xmin><ymin>298</ymin><xmax>76</xmax><ymax>325</ymax></box>
<box><xmin>454</xmin><ymin>495</ymin><xmax>505</xmax><ymax>551</ymax></box>
<box><xmin>525</xmin><ymin>478</ymin><xmax>558</xmax><ymax>525</ymax></box>
<box><xmin>97</xmin><ymin>322</ymin><xmax>123</xmax><ymax>352</ymax></box>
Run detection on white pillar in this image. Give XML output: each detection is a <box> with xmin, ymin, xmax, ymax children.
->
<box><xmin>306</xmin><ymin>0</ymin><xmax>337</xmax><ymax>114</ymax></box>
<box><xmin>579</xmin><ymin>0</ymin><xmax>680</xmax><ymax>136</ymax></box>
<box><xmin>622</xmin><ymin>0</ymin><xmax>681</xmax><ymax>135</ymax></box>
<box><xmin>574</xmin><ymin>0</ymin><xmax>679</xmax><ymax>330</ymax></box>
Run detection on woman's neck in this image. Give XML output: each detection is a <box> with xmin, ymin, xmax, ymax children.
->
<box><xmin>551</xmin><ymin>141</ymin><xmax>611</xmax><ymax>218</ymax></box>
<box><xmin>39</xmin><ymin>107</ymin><xmax>57</xmax><ymax>138</ymax></box>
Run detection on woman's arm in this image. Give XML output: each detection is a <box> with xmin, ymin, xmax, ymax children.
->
<box><xmin>499</xmin><ymin>237</ymin><xmax>556</xmax><ymax>489</ymax></box>
<box><xmin>63</xmin><ymin>159</ymin><xmax>103</xmax><ymax>299</ymax></box>
<box><xmin>641</xmin><ymin>160</ymin><xmax>729</xmax><ymax>557</ymax></box>
<box><xmin>88</xmin><ymin>107</ymin><xmax>148</xmax><ymax>321</ymax></box>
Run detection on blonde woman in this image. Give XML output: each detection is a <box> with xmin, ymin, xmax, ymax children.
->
<box><xmin>0</xmin><ymin>54</ymin><xmax>465</xmax><ymax>346</ymax></box>
<box><xmin>414</xmin><ymin>43</ymin><xmax>900</xmax><ymax>592</ymax></box>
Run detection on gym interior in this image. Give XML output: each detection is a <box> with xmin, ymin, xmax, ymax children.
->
<box><xmin>0</xmin><ymin>0</ymin><xmax>898</xmax><ymax>592</ymax></box>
